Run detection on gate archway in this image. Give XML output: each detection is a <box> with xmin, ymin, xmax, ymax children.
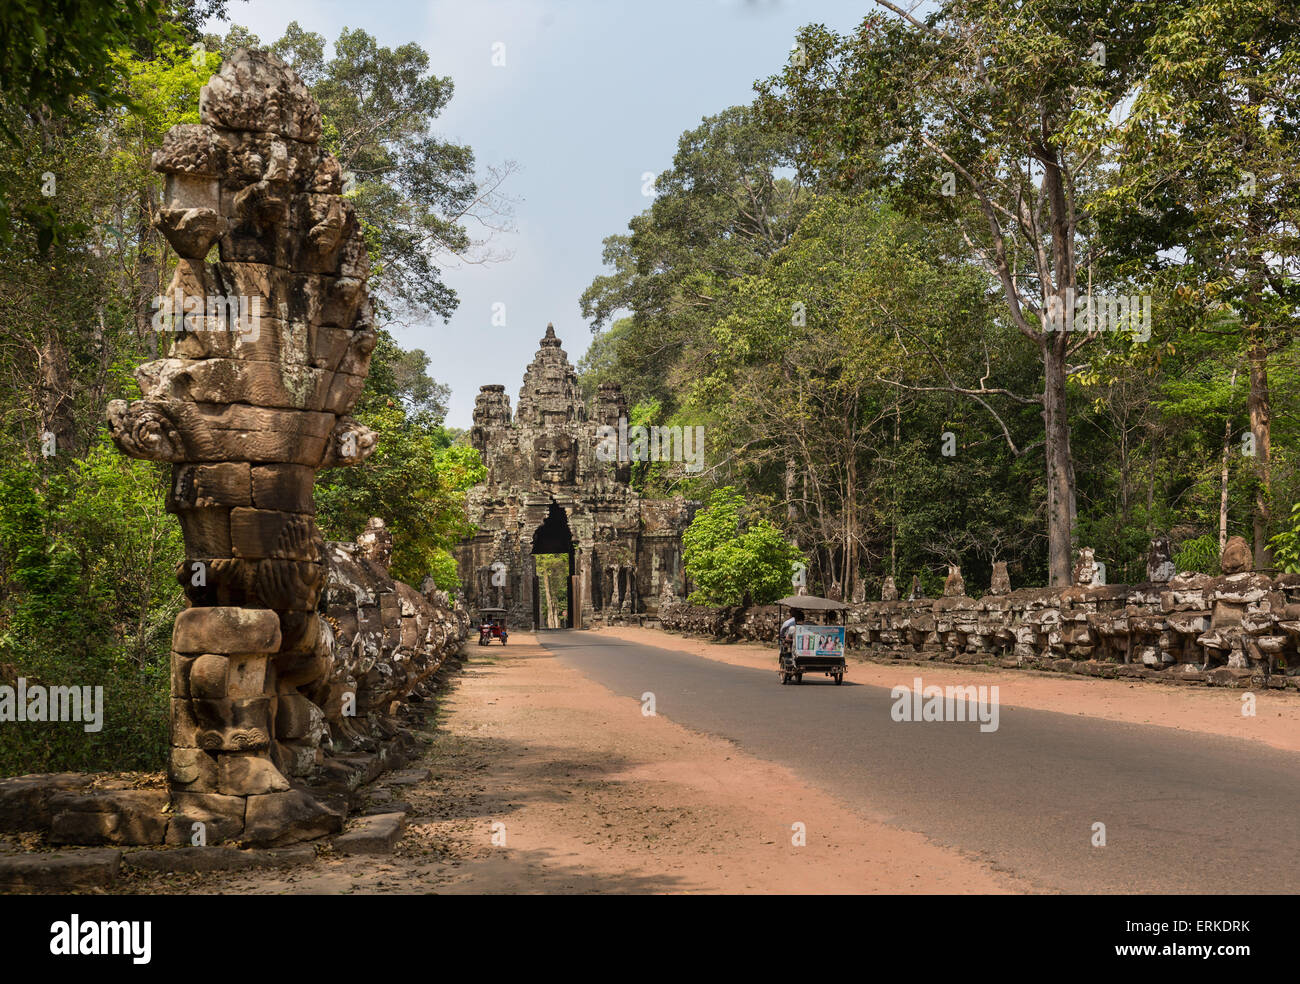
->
<box><xmin>531</xmin><ymin>501</ymin><xmax>574</xmax><ymax>629</ymax></box>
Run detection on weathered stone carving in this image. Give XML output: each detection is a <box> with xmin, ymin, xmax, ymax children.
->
<box><xmin>107</xmin><ymin>50</ymin><xmax>379</xmax><ymax>844</ymax></box>
<box><xmin>1146</xmin><ymin>536</ymin><xmax>1175</xmax><ymax>583</ymax></box>
<box><xmin>1220</xmin><ymin>535</ymin><xmax>1253</xmax><ymax>575</ymax></box>
<box><xmin>456</xmin><ymin>325</ymin><xmax>693</xmax><ymax>627</ymax></box>
<box><xmin>881</xmin><ymin>576</ymin><xmax>899</xmax><ymax>602</ymax></box>
<box><xmin>943</xmin><ymin>564</ymin><xmax>966</xmax><ymax>598</ymax></box>
<box><xmin>1072</xmin><ymin>547</ymin><xmax>1100</xmax><ymax>586</ymax></box>
<box><xmin>659</xmin><ymin>572</ymin><xmax>677</xmax><ymax>604</ymax></box>
<box><xmin>532</xmin><ymin>431</ymin><xmax>577</xmax><ymax>486</ymax></box>
<box><xmin>989</xmin><ymin>561</ymin><xmax>1012</xmax><ymax>595</ymax></box>
<box><xmin>321</xmin><ymin>519</ymin><xmax>469</xmax><ymax>752</ymax></box>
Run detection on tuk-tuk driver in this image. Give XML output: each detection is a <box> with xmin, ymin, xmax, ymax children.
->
<box><xmin>780</xmin><ymin>609</ymin><xmax>804</xmax><ymax>652</ymax></box>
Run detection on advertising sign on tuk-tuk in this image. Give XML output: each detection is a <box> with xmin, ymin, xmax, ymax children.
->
<box><xmin>793</xmin><ymin>624</ymin><xmax>845</xmax><ymax>658</ymax></box>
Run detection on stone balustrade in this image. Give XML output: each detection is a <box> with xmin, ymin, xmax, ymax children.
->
<box><xmin>658</xmin><ymin>543</ymin><xmax>1300</xmax><ymax>690</ymax></box>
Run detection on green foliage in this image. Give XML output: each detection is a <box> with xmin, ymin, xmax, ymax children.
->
<box><xmin>1269</xmin><ymin>505</ymin><xmax>1300</xmax><ymax>576</ymax></box>
<box><xmin>424</xmin><ymin>548</ymin><xmax>463</xmax><ymax>597</ymax></box>
<box><xmin>686</xmin><ymin>192</ymin><xmax>1038</xmax><ymax>591</ymax></box>
<box><xmin>0</xmin><ymin>0</ymin><xmax>181</xmax><ymax>244</ymax></box>
<box><xmin>1173</xmin><ymin>535</ymin><xmax>1221</xmax><ymax>575</ymax></box>
<box><xmin>0</xmin><ymin>437</ymin><xmax>179</xmax><ymax>775</ymax></box>
<box><xmin>682</xmin><ymin>487</ymin><xmax>803</xmax><ymax>606</ymax></box>
<box><xmin>314</xmin><ymin>404</ymin><xmax>482</xmax><ymax>588</ymax></box>
<box><xmin>0</xmin><ymin>0</ymin><xmax>169</xmax><ymax>116</ymax></box>
<box><xmin>579</xmin><ymin>2</ymin><xmax>1300</xmax><ymax>596</ymax></box>
<box><xmin>360</xmin><ymin>331</ymin><xmax>450</xmax><ymax>425</ymax></box>
<box><xmin>1098</xmin><ymin>0</ymin><xmax>1300</xmax><ymax>555</ymax></box>
<box><xmin>113</xmin><ymin>40</ymin><xmax>219</xmax><ymax>138</ymax></box>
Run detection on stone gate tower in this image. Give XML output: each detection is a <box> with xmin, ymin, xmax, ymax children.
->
<box><xmin>455</xmin><ymin>325</ymin><xmax>692</xmax><ymax>628</ymax></box>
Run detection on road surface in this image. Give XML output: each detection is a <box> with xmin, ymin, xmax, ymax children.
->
<box><xmin>539</xmin><ymin>629</ymin><xmax>1299</xmax><ymax>894</ymax></box>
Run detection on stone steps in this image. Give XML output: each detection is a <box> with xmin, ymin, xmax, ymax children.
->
<box><xmin>332</xmin><ymin>812</ymin><xmax>406</xmax><ymax>855</ymax></box>
<box><xmin>0</xmin><ymin>849</ymin><xmax>121</xmax><ymax>892</ymax></box>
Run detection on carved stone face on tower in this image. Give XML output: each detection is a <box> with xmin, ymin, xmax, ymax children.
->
<box><xmin>533</xmin><ymin>431</ymin><xmax>576</xmax><ymax>485</ymax></box>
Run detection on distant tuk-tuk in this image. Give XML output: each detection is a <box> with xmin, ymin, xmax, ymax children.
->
<box><xmin>477</xmin><ymin>608</ymin><xmax>509</xmax><ymax>646</ymax></box>
<box><xmin>774</xmin><ymin>595</ymin><xmax>848</xmax><ymax>685</ymax></box>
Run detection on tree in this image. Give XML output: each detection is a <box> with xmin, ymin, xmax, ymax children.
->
<box><xmin>580</xmin><ymin>104</ymin><xmax>807</xmax><ymax>413</ymax></box>
<box><xmin>689</xmin><ymin>194</ymin><xmax>1037</xmax><ymax>595</ymax></box>
<box><xmin>535</xmin><ymin>554</ymin><xmax>569</xmax><ymax>627</ymax></box>
<box><xmin>0</xmin><ymin>437</ymin><xmax>180</xmax><ymax>775</ymax></box>
<box><xmin>1101</xmin><ymin>0</ymin><xmax>1300</xmax><ymax>567</ymax></box>
<box><xmin>682</xmin><ymin>487</ymin><xmax>804</xmax><ymax>606</ymax></box>
<box><xmin>314</xmin><ymin>337</ymin><xmax>483</xmax><ymax>588</ymax></box>
<box><xmin>1270</xmin><ymin>504</ymin><xmax>1300</xmax><ymax>575</ymax></box>
<box><xmin>0</xmin><ymin>1</ymin><xmax>219</xmax><ymax>245</ymax></box>
<box><xmin>216</xmin><ymin>22</ymin><xmax>517</xmax><ymax>324</ymax></box>
<box><xmin>758</xmin><ymin>2</ymin><xmax>1158</xmax><ymax>585</ymax></box>
<box><xmin>0</xmin><ymin>0</ymin><xmax>168</xmax><ymax>117</ymax></box>
<box><xmin>362</xmin><ymin>331</ymin><xmax>450</xmax><ymax>425</ymax></box>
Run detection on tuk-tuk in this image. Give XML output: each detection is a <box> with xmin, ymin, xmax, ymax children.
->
<box><xmin>774</xmin><ymin>594</ymin><xmax>848</xmax><ymax>685</ymax></box>
<box><xmin>477</xmin><ymin>608</ymin><xmax>509</xmax><ymax>646</ymax></box>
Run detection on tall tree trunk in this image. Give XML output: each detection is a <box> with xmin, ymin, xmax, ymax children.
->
<box><xmin>1246</xmin><ymin>334</ymin><xmax>1272</xmax><ymax>568</ymax></box>
<box><xmin>891</xmin><ymin>400</ymin><xmax>899</xmax><ymax>580</ymax></box>
<box><xmin>1041</xmin><ymin>154</ymin><xmax>1079</xmax><ymax>586</ymax></box>
<box><xmin>785</xmin><ymin>459</ymin><xmax>798</xmax><ymax>524</ymax></box>
<box><xmin>37</xmin><ymin>331</ymin><xmax>75</xmax><ymax>455</ymax></box>
<box><xmin>842</xmin><ymin>411</ymin><xmax>855</xmax><ymax>596</ymax></box>
<box><xmin>542</xmin><ymin>566</ymin><xmax>557</xmax><ymax>628</ymax></box>
<box><xmin>1043</xmin><ymin>331</ymin><xmax>1074</xmax><ymax>585</ymax></box>
<box><xmin>1219</xmin><ymin>366</ymin><xmax>1239</xmax><ymax>551</ymax></box>
<box><xmin>137</xmin><ymin>185</ymin><xmax>160</xmax><ymax>353</ymax></box>
<box><xmin>1241</xmin><ymin>89</ymin><xmax>1274</xmax><ymax>571</ymax></box>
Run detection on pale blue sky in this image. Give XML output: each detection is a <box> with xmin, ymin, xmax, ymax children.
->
<box><xmin>208</xmin><ymin>0</ymin><xmax>876</xmax><ymax>427</ymax></box>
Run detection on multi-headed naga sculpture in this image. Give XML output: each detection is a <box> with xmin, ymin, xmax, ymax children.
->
<box><xmin>108</xmin><ymin>49</ymin><xmax>377</xmax><ymax>843</ymax></box>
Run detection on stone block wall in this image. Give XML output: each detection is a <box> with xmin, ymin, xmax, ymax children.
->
<box><xmin>657</xmin><ymin>570</ymin><xmax>1300</xmax><ymax>689</ymax></box>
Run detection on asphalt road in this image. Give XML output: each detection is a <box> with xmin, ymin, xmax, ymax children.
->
<box><xmin>537</xmin><ymin>630</ymin><xmax>1300</xmax><ymax>894</ymax></box>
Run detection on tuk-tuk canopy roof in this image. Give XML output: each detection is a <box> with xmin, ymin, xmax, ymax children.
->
<box><xmin>774</xmin><ymin>595</ymin><xmax>850</xmax><ymax>611</ymax></box>
<box><xmin>477</xmin><ymin>607</ymin><xmax>507</xmax><ymax>614</ymax></box>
